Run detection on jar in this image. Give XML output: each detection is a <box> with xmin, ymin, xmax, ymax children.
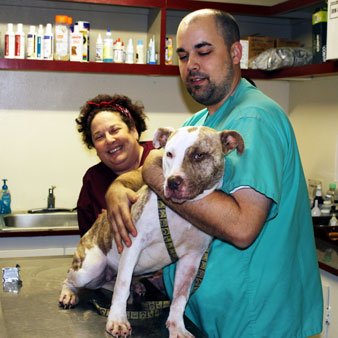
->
<box><xmin>54</xmin><ymin>15</ymin><xmax>70</xmax><ymax>60</ymax></box>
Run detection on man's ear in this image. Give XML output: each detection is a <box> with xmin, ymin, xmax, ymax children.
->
<box><xmin>231</xmin><ymin>41</ymin><xmax>242</xmax><ymax>65</ymax></box>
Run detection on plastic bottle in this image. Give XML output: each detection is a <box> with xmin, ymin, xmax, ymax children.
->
<box><xmin>325</xmin><ymin>183</ymin><xmax>336</xmax><ymax>203</ymax></box>
<box><xmin>15</xmin><ymin>23</ymin><xmax>25</xmax><ymax>59</ymax></box>
<box><xmin>125</xmin><ymin>38</ymin><xmax>134</xmax><ymax>64</ymax></box>
<box><xmin>165</xmin><ymin>37</ymin><xmax>173</xmax><ymax>65</ymax></box>
<box><xmin>148</xmin><ymin>37</ymin><xmax>156</xmax><ymax>64</ymax></box>
<box><xmin>103</xmin><ymin>28</ymin><xmax>113</xmax><ymax>62</ymax></box>
<box><xmin>312</xmin><ymin>184</ymin><xmax>324</xmax><ymax>209</ymax></box>
<box><xmin>0</xmin><ymin>179</ymin><xmax>11</xmax><ymax>215</ymax></box>
<box><xmin>27</xmin><ymin>25</ymin><xmax>37</xmax><ymax>59</ymax></box>
<box><xmin>36</xmin><ymin>24</ymin><xmax>44</xmax><ymax>59</ymax></box>
<box><xmin>311</xmin><ymin>199</ymin><xmax>321</xmax><ymax>216</ymax></box>
<box><xmin>76</xmin><ymin>21</ymin><xmax>90</xmax><ymax>61</ymax></box>
<box><xmin>321</xmin><ymin>200</ymin><xmax>332</xmax><ymax>216</ymax></box>
<box><xmin>43</xmin><ymin>23</ymin><xmax>54</xmax><ymax>60</ymax></box>
<box><xmin>4</xmin><ymin>23</ymin><xmax>15</xmax><ymax>58</ymax></box>
<box><xmin>114</xmin><ymin>38</ymin><xmax>123</xmax><ymax>63</ymax></box>
<box><xmin>136</xmin><ymin>40</ymin><xmax>144</xmax><ymax>64</ymax></box>
<box><xmin>95</xmin><ymin>33</ymin><xmax>103</xmax><ymax>62</ymax></box>
<box><xmin>54</xmin><ymin>15</ymin><xmax>70</xmax><ymax>60</ymax></box>
<box><xmin>70</xmin><ymin>24</ymin><xmax>83</xmax><ymax>62</ymax></box>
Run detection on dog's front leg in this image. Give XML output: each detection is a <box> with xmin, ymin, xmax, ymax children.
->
<box><xmin>106</xmin><ymin>241</ymin><xmax>142</xmax><ymax>337</ymax></box>
<box><xmin>167</xmin><ymin>252</ymin><xmax>205</xmax><ymax>338</ymax></box>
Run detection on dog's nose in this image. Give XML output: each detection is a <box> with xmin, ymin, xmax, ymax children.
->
<box><xmin>167</xmin><ymin>176</ymin><xmax>183</xmax><ymax>191</ymax></box>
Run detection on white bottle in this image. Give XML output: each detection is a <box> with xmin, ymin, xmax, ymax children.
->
<box><xmin>70</xmin><ymin>25</ymin><xmax>83</xmax><ymax>62</ymax></box>
<box><xmin>114</xmin><ymin>38</ymin><xmax>123</xmax><ymax>63</ymax></box>
<box><xmin>125</xmin><ymin>38</ymin><xmax>134</xmax><ymax>64</ymax></box>
<box><xmin>95</xmin><ymin>33</ymin><xmax>103</xmax><ymax>62</ymax></box>
<box><xmin>27</xmin><ymin>25</ymin><xmax>37</xmax><ymax>59</ymax></box>
<box><xmin>149</xmin><ymin>36</ymin><xmax>156</xmax><ymax>64</ymax></box>
<box><xmin>103</xmin><ymin>28</ymin><xmax>113</xmax><ymax>62</ymax></box>
<box><xmin>43</xmin><ymin>23</ymin><xmax>54</xmax><ymax>60</ymax></box>
<box><xmin>4</xmin><ymin>23</ymin><xmax>15</xmax><ymax>58</ymax></box>
<box><xmin>54</xmin><ymin>15</ymin><xmax>69</xmax><ymax>61</ymax></box>
<box><xmin>15</xmin><ymin>23</ymin><xmax>25</xmax><ymax>59</ymax></box>
<box><xmin>136</xmin><ymin>40</ymin><xmax>144</xmax><ymax>64</ymax></box>
<box><xmin>36</xmin><ymin>24</ymin><xmax>44</xmax><ymax>59</ymax></box>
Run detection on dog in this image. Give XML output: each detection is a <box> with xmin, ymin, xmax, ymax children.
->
<box><xmin>59</xmin><ymin>126</ymin><xmax>244</xmax><ymax>337</ymax></box>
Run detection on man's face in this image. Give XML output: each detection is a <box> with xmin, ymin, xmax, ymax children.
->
<box><xmin>176</xmin><ymin>15</ymin><xmax>235</xmax><ymax>110</ymax></box>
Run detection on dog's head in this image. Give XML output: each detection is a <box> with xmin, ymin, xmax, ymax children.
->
<box><xmin>153</xmin><ymin>126</ymin><xmax>244</xmax><ymax>203</ymax></box>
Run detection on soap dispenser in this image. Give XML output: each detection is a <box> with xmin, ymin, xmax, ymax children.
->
<box><xmin>47</xmin><ymin>186</ymin><xmax>56</xmax><ymax>209</ymax></box>
<box><xmin>0</xmin><ymin>179</ymin><xmax>12</xmax><ymax>214</ymax></box>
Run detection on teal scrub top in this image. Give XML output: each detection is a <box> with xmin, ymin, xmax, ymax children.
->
<box><xmin>163</xmin><ymin>79</ymin><xmax>323</xmax><ymax>338</ymax></box>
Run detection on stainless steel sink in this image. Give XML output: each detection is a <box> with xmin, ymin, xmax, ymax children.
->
<box><xmin>3</xmin><ymin>211</ymin><xmax>78</xmax><ymax>228</ymax></box>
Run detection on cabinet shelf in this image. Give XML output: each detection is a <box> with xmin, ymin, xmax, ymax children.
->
<box><xmin>1</xmin><ymin>58</ymin><xmax>337</xmax><ymax>80</ymax></box>
<box><xmin>1</xmin><ymin>0</ymin><xmax>334</xmax><ymax>80</ymax></box>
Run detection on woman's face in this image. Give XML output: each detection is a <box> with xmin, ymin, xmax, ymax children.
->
<box><xmin>91</xmin><ymin>111</ymin><xmax>141</xmax><ymax>175</ymax></box>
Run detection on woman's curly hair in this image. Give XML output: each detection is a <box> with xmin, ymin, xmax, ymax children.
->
<box><xmin>76</xmin><ymin>94</ymin><xmax>147</xmax><ymax>149</ymax></box>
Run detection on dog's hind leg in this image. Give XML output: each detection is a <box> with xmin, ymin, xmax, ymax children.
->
<box><xmin>59</xmin><ymin>245</ymin><xmax>108</xmax><ymax>308</ymax></box>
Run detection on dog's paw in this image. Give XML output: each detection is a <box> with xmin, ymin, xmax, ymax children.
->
<box><xmin>167</xmin><ymin>320</ymin><xmax>195</xmax><ymax>338</ymax></box>
<box><xmin>106</xmin><ymin>317</ymin><xmax>132</xmax><ymax>337</ymax></box>
<box><xmin>58</xmin><ymin>283</ymin><xmax>79</xmax><ymax>309</ymax></box>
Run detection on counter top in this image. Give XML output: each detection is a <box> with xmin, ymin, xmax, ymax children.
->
<box><xmin>0</xmin><ymin>256</ymin><xmax>206</xmax><ymax>338</ymax></box>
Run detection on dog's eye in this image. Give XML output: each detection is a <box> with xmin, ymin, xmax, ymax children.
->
<box><xmin>166</xmin><ymin>151</ymin><xmax>173</xmax><ymax>158</ymax></box>
<box><xmin>194</xmin><ymin>153</ymin><xmax>204</xmax><ymax>161</ymax></box>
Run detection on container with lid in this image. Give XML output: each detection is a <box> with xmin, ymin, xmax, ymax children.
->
<box><xmin>54</xmin><ymin>15</ymin><xmax>70</xmax><ymax>60</ymax></box>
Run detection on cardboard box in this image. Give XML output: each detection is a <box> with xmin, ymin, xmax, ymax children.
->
<box><xmin>312</xmin><ymin>7</ymin><xmax>327</xmax><ymax>63</ymax></box>
<box><xmin>327</xmin><ymin>0</ymin><xmax>338</xmax><ymax>60</ymax></box>
<box><xmin>275</xmin><ymin>38</ymin><xmax>301</xmax><ymax>48</ymax></box>
<box><xmin>240</xmin><ymin>39</ymin><xmax>249</xmax><ymax>69</ymax></box>
<box><xmin>242</xmin><ymin>36</ymin><xmax>275</xmax><ymax>60</ymax></box>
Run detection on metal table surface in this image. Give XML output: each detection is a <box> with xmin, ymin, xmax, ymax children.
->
<box><xmin>0</xmin><ymin>256</ymin><xmax>206</xmax><ymax>338</ymax></box>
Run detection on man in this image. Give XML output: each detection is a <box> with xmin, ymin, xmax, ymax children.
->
<box><xmin>106</xmin><ymin>9</ymin><xmax>323</xmax><ymax>338</ymax></box>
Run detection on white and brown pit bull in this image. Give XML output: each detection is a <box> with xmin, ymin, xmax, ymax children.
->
<box><xmin>59</xmin><ymin>126</ymin><xmax>244</xmax><ymax>338</ymax></box>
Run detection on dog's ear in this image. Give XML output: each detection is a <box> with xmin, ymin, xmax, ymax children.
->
<box><xmin>153</xmin><ymin>127</ymin><xmax>175</xmax><ymax>148</ymax></box>
<box><xmin>220</xmin><ymin>130</ymin><xmax>245</xmax><ymax>155</ymax></box>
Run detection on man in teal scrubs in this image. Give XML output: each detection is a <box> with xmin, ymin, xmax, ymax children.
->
<box><xmin>106</xmin><ymin>9</ymin><xmax>323</xmax><ymax>338</ymax></box>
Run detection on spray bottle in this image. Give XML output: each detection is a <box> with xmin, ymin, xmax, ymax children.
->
<box><xmin>0</xmin><ymin>179</ymin><xmax>11</xmax><ymax>215</ymax></box>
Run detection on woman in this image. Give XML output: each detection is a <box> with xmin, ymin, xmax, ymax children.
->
<box><xmin>76</xmin><ymin>94</ymin><xmax>154</xmax><ymax>236</ymax></box>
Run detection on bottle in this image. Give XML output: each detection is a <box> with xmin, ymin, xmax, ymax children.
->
<box><xmin>27</xmin><ymin>25</ymin><xmax>37</xmax><ymax>59</ymax></box>
<box><xmin>95</xmin><ymin>33</ymin><xmax>103</xmax><ymax>62</ymax></box>
<box><xmin>54</xmin><ymin>15</ymin><xmax>70</xmax><ymax>61</ymax></box>
<box><xmin>43</xmin><ymin>23</ymin><xmax>54</xmax><ymax>60</ymax></box>
<box><xmin>76</xmin><ymin>21</ymin><xmax>90</xmax><ymax>61</ymax></box>
<box><xmin>311</xmin><ymin>199</ymin><xmax>321</xmax><ymax>216</ymax></box>
<box><xmin>325</xmin><ymin>183</ymin><xmax>336</xmax><ymax>204</ymax></box>
<box><xmin>321</xmin><ymin>200</ymin><xmax>332</xmax><ymax>216</ymax></box>
<box><xmin>47</xmin><ymin>186</ymin><xmax>55</xmax><ymax>209</ymax></box>
<box><xmin>70</xmin><ymin>24</ymin><xmax>83</xmax><ymax>62</ymax></box>
<box><xmin>114</xmin><ymin>38</ymin><xmax>123</xmax><ymax>63</ymax></box>
<box><xmin>148</xmin><ymin>37</ymin><xmax>156</xmax><ymax>64</ymax></box>
<box><xmin>36</xmin><ymin>24</ymin><xmax>44</xmax><ymax>59</ymax></box>
<box><xmin>15</xmin><ymin>23</ymin><xmax>25</xmax><ymax>59</ymax></box>
<box><xmin>125</xmin><ymin>38</ymin><xmax>134</xmax><ymax>64</ymax></box>
<box><xmin>165</xmin><ymin>37</ymin><xmax>173</xmax><ymax>65</ymax></box>
<box><xmin>312</xmin><ymin>184</ymin><xmax>324</xmax><ymax>209</ymax></box>
<box><xmin>0</xmin><ymin>179</ymin><xmax>11</xmax><ymax>215</ymax></box>
<box><xmin>4</xmin><ymin>23</ymin><xmax>15</xmax><ymax>59</ymax></box>
<box><xmin>103</xmin><ymin>28</ymin><xmax>113</xmax><ymax>62</ymax></box>
<box><xmin>330</xmin><ymin>214</ymin><xmax>338</xmax><ymax>226</ymax></box>
<box><xmin>136</xmin><ymin>40</ymin><xmax>144</xmax><ymax>64</ymax></box>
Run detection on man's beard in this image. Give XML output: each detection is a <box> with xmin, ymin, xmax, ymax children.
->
<box><xmin>186</xmin><ymin>64</ymin><xmax>235</xmax><ymax>106</ymax></box>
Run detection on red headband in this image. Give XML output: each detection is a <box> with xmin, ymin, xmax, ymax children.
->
<box><xmin>86</xmin><ymin>100</ymin><xmax>133</xmax><ymax>126</ymax></box>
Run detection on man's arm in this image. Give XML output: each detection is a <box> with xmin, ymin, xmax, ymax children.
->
<box><xmin>105</xmin><ymin>167</ymin><xmax>143</xmax><ymax>252</ymax></box>
<box><xmin>142</xmin><ymin>150</ymin><xmax>272</xmax><ymax>249</ymax></box>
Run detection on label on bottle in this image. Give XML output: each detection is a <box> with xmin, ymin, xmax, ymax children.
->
<box><xmin>5</xmin><ymin>34</ymin><xmax>15</xmax><ymax>58</ymax></box>
<box><xmin>55</xmin><ymin>24</ymin><xmax>69</xmax><ymax>60</ymax></box>
<box><xmin>43</xmin><ymin>35</ymin><xmax>53</xmax><ymax>60</ymax></box>
<box><xmin>27</xmin><ymin>33</ymin><xmax>36</xmax><ymax>59</ymax></box>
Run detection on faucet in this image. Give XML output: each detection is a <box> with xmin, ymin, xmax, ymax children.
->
<box><xmin>47</xmin><ymin>186</ymin><xmax>56</xmax><ymax>209</ymax></box>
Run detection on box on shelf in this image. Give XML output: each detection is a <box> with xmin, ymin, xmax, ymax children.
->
<box><xmin>274</xmin><ymin>38</ymin><xmax>302</xmax><ymax>48</ymax></box>
<box><xmin>242</xmin><ymin>36</ymin><xmax>275</xmax><ymax>61</ymax></box>
<box><xmin>327</xmin><ymin>0</ymin><xmax>338</xmax><ymax>60</ymax></box>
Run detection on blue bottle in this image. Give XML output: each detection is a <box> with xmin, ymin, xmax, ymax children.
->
<box><xmin>0</xmin><ymin>179</ymin><xmax>12</xmax><ymax>214</ymax></box>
